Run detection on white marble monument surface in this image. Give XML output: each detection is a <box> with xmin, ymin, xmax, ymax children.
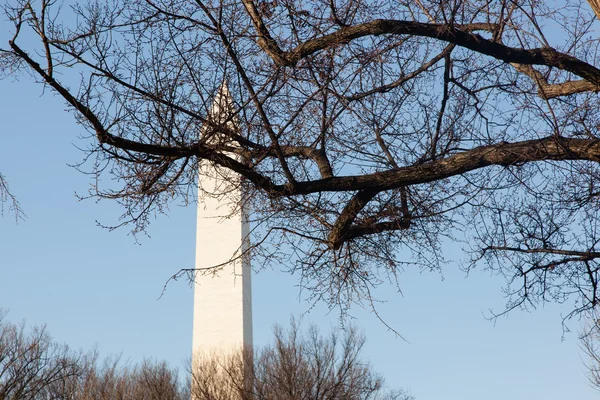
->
<box><xmin>192</xmin><ymin>84</ymin><xmax>252</xmax><ymax>361</ymax></box>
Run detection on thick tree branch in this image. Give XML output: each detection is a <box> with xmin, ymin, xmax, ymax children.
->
<box><xmin>240</xmin><ymin>0</ymin><xmax>290</xmax><ymax>66</ymax></box>
<box><xmin>588</xmin><ymin>0</ymin><xmax>600</xmax><ymax>19</ymax></box>
<box><xmin>274</xmin><ymin>136</ymin><xmax>600</xmax><ymax>195</ymax></box>
<box><xmin>328</xmin><ymin>189</ymin><xmax>379</xmax><ymax>249</ymax></box>
<box><xmin>344</xmin><ymin>218</ymin><xmax>411</xmax><ymax>241</ymax></box>
<box><xmin>484</xmin><ymin>246</ymin><xmax>600</xmax><ymax>259</ymax></box>
<box><xmin>512</xmin><ymin>63</ymin><xmax>600</xmax><ymax>99</ymax></box>
<box><xmin>277</xmin><ymin>147</ymin><xmax>333</xmax><ymax>178</ymax></box>
<box><xmin>251</xmin><ymin>19</ymin><xmax>600</xmax><ymax>86</ymax></box>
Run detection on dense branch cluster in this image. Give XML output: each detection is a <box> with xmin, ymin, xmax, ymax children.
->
<box><xmin>3</xmin><ymin>0</ymin><xmax>600</xmax><ymax>317</ymax></box>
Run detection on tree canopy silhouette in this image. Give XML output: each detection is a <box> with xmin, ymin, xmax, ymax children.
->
<box><xmin>3</xmin><ymin>0</ymin><xmax>600</xmax><ymax>317</ymax></box>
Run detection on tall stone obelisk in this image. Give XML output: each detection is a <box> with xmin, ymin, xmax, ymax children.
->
<box><xmin>192</xmin><ymin>84</ymin><xmax>252</xmax><ymax>363</ymax></box>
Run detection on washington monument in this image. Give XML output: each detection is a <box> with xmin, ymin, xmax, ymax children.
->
<box><xmin>191</xmin><ymin>84</ymin><xmax>252</xmax><ymax>361</ymax></box>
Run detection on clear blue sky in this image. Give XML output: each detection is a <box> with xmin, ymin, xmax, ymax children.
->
<box><xmin>1</xmin><ymin>27</ymin><xmax>598</xmax><ymax>400</ymax></box>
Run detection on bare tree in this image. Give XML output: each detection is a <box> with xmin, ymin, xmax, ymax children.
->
<box><xmin>0</xmin><ymin>311</ymin><xmax>188</xmax><ymax>400</ymax></box>
<box><xmin>0</xmin><ymin>311</ymin><xmax>82</xmax><ymax>400</ymax></box>
<box><xmin>4</xmin><ymin>0</ymin><xmax>600</xmax><ymax>317</ymax></box>
<box><xmin>191</xmin><ymin>321</ymin><xmax>410</xmax><ymax>400</ymax></box>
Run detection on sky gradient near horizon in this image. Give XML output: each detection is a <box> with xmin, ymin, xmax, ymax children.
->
<box><xmin>1</xmin><ymin>23</ymin><xmax>598</xmax><ymax>400</ymax></box>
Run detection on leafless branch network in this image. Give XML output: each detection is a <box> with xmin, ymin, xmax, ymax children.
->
<box><xmin>3</xmin><ymin>0</ymin><xmax>600</xmax><ymax>317</ymax></box>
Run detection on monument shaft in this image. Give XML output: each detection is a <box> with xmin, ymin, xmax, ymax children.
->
<box><xmin>192</xmin><ymin>85</ymin><xmax>252</xmax><ymax>360</ymax></box>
